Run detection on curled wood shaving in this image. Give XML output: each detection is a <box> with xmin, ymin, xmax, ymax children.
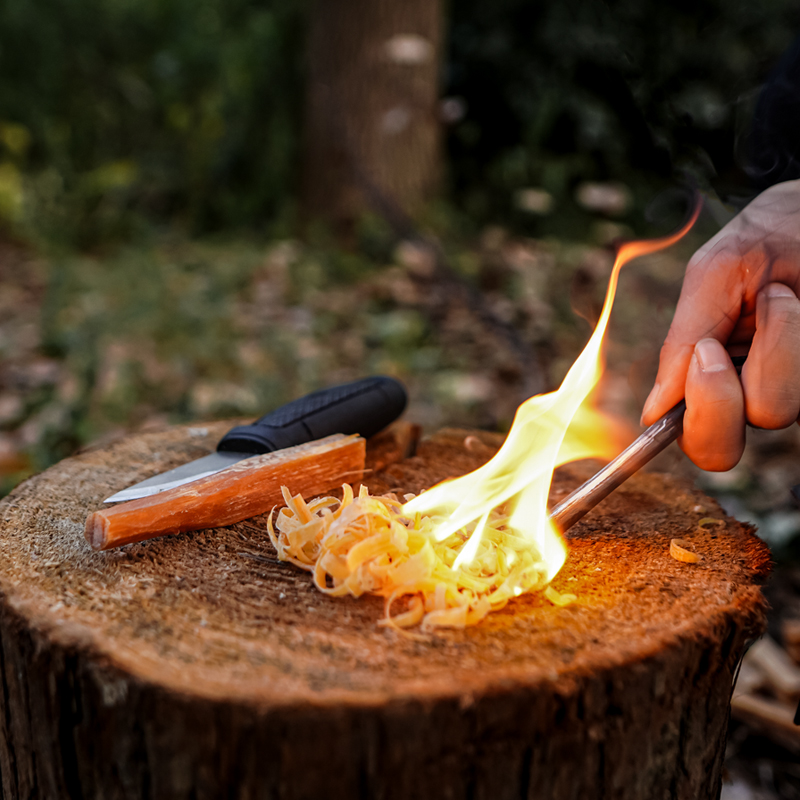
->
<box><xmin>268</xmin><ymin>484</ymin><xmax>562</xmax><ymax>630</ymax></box>
<box><xmin>670</xmin><ymin>538</ymin><xmax>702</xmax><ymax>564</ymax></box>
<box><xmin>544</xmin><ymin>586</ymin><xmax>576</xmax><ymax>607</ymax></box>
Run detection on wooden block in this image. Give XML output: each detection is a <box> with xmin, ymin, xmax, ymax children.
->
<box><xmin>731</xmin><ymin>693</ymin><xmax>800</xmax><ymax>753</ymax></box>
<box><xmin>364</xmin><ymin>420</ymin><xmax>421</xmax><ymax>474</ymax></box>
<box><xmin>735</xmin><ymin>658</ymin><xmax>766</xmax><ymax>697</ymax></box>
<box><xmin>782</xmin><ymin>619</ymin><xmax>800</xmax><ymax>664</ymax></box>
<box><xmin>744</xmin><ymin>635</ymin><xmax>800</xmax><ymax>698</ymax></box>
<box><xmin>85</xmin><ymin>434</ymin><xmax>365</xmax><ymax>550</ymax></box>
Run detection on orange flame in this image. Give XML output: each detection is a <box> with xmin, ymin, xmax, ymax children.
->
<box><xmin>403</xmin><ymin>209</ymin><xmax>699</xmax><ymax>591</ymax></box>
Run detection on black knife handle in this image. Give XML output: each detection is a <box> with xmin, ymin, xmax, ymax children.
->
<box><xmin>216</xmin><ymin>376</ymin><xmax>408</xmax><ymax>454</ymax></box>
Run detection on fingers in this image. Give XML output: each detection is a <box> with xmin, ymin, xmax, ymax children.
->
<box><xmin>641</xmin><ymin>184</ymin><xmax>800</xmax><ymax>426</ymax></box>
<box><xmin>680</xmin><ymin>339</ymin><xmax>745</xmax><ymax>471</ymax></box>
<box><xmin>642</xmin><ymin>184</ymin><xmax>800</xmax><ymax>470</ymax></box>
<box><xmin>741</xmin><ymin>283</ymin><xmax>800</xmax><ymax>428</ymax></box>
<box><xmin>651</xmin><ymin>283</ymin><xmax>800</xmax><ymax>471</ymax></box>
<box><xmin>641</xmin><ymin>239</ymin><xmax>747</xmax><ymax>426</ymax></box>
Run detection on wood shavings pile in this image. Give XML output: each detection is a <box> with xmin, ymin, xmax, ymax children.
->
<box><xmin>268</xmin><ymin>484</ymin><xmax>574</xmax><ymax>631</ymax></box>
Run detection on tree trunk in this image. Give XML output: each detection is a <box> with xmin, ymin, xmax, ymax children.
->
<box><xmin>301</xmin><ymin>0</ymin><xmax>444</xmax><ymax>236</ymax></box>
<box><xmin>0</xmin><ymin>423</ymin><xmax>769</xmax><ymax>799</ymax></box>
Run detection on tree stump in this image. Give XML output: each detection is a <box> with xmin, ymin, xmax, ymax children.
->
<box><xmin>0</xmin><ymin>424</ymin><xmax>769</xmax><ymax>800</ymax></box>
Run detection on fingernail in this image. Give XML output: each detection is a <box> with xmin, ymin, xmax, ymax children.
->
<box><xmin>695</xmin><ymin>338</ymin><xmax>728</xmax><ymax>373</ymax></box>
<box><xmin>764</xmin><ymin>283</ymin><xmax>796</xmax><ymax>299</ymax></box>
<box><xmin>641</xmin><ymin>382</ymin><xmax>660</xmax><ymax>424</ymax></box>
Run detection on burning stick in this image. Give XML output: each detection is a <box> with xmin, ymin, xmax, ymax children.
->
<box><xmin>85</xmin><ymin>434</ymin><xmax>365</xmax><ymax>550</ymax></box>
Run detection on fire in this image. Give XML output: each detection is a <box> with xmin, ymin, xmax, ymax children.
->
<box><xmin>269</xmin><ymin>211</ymin><xmax>701</xmax><ymax>631</ymax></box>
<box><xmin>402</xmin><ymin>213</ymin><xmax>699</xmax><ymax>592</ymax></box>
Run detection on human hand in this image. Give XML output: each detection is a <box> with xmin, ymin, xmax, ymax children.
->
<box><xmin>641</xmin><ymin>180</ymin><xmax>800</xmax><ymax>470</ymax></box>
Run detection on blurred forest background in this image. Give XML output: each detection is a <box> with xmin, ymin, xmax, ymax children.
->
<box><xmin>2</xmin><ymin>1</ymin><xmax>800</xmax><ymax>792</ymax></box>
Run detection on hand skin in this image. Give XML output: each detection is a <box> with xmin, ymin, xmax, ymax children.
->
<box><xmin>641</xmin><ymin>179</ymin><xmax>800</xmax><ymax>471</ymax></box>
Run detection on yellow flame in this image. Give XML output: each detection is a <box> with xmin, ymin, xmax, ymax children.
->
<box><xmin>403</xmin><ymin>211</ymin><xmax>699</xmax><ymax>590</ymax></box>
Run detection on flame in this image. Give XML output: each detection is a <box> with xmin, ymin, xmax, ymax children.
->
<box><xmin>403</xmin><ymin>211</ymin><xmax>699</xmax><ymax>593</ymax></box>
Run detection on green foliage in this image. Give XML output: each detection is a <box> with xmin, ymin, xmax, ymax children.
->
<box><xmin>16</xmin><ymin>234</ymin><xmax>404</xmax><ymax>473</ymax></box>
<box><xmin>2</xmin><ymin>0</ymin><xmax>800</xmax><ymax>242</ymax></box>
<box><xmin>25</xmin><ymin>239</ymin><xmax>269</xmax><ymax>465</ymax></box>
<box><xmin>446</xmin><ymin>0</ymin><xmax>800</xmax><ymax>230</ymax></box>
<box><xmin>0</xmin><ymin>0</ymin><xmax>306</xmax><ymax>245</ymax></box>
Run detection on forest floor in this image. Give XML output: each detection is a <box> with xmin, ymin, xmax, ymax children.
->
<box><xmin>1</xmin><ymin>222</ymin><xmax>799</xmax><ymax>797</ymax></box>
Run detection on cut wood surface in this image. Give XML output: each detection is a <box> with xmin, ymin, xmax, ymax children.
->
<box><xmin>85</xmin><ymin>433</ymin><xmax>365</xmax><ymax>550</ymax></box>
<box><xmin>0</xmin><ymin>423</ymin><xmax>771</xmax><ymax>800</ymax></box>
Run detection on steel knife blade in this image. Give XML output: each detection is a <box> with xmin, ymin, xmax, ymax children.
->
<box><xmin>104</xmin><ymin>375</ymin><xmax>407</xmax><ymax>503</ymax></box>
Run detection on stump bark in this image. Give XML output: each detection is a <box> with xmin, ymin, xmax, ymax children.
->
<box><xmin>0</xmin><ymin>424</ymin><xmax>770</xmax><ymax>800</ymax></box>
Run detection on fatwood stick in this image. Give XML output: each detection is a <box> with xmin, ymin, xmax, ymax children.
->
<box><xmin>86</xmin><ymin>434</ymin><xmax>365</xmax><ymax>550</ymax></box>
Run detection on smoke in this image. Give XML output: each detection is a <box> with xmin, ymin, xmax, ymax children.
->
<box><xmin>740</xmin><ymin>34</ymin><xmax>800</xmax><ymax>191</ymax></box>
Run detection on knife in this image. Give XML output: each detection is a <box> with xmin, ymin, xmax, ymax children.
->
<box><xmin>104</xmin><ymin>375</ymin><xmax>408</xmax><ymax>503</ymax></box>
